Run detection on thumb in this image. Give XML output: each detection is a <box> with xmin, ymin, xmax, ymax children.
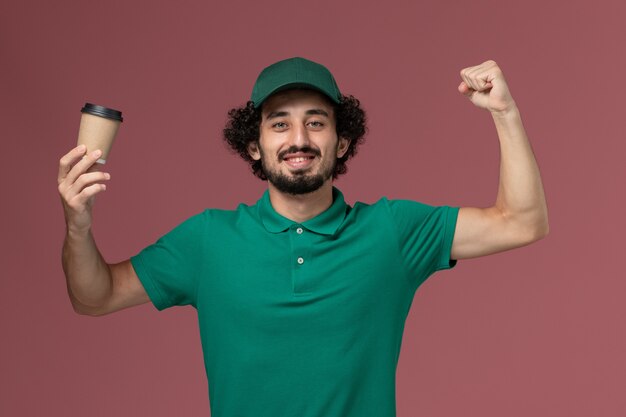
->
<box><xmin>458</xmin><ymin>81</ymin><xmax>473</xmax><ymax>97</ymax></box>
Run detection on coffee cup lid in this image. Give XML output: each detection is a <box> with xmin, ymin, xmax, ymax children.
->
<box><xmin>81</xmin><ymin>103</ymin><xmax>123</xmax><ymax>122</ymax></box>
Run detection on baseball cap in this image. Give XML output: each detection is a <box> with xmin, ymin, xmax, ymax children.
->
<box><xmin>250</xmin><ymin>57</ymin><xmax>342</xmax><ymax>108</ymax></box>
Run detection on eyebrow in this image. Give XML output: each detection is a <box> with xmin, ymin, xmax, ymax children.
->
<box><xmin>266</xmin><ymin>108</ymin><xmax>330</xmax><ymax>120</ymax></box>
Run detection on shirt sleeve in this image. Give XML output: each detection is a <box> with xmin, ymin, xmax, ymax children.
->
<box><xmin>385</xmin><ymin>199</ymin><xmax>460</xmax><ymax>284</ymax></box>
<box><xmin>130</xmin><ymin>210</ymin><xmax>206</xmax><ymax>311</ymax></box>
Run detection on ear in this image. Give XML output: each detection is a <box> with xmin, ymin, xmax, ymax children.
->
<box><xmin>336</xmin><ymin>137</ymin><xmax>351</xmax><ymax>158</ymax></box>
<box><xmin>247</xmin><ymin>141</ymin><xmax>261</xmax><ymax>161</ymax></box>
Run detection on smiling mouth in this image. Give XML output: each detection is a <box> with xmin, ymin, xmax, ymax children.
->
<box><xmin>282</xmin><ymin>155</ymin><xmax>316</xmax><ymax>170</ymax></box>
<box><xmin>284</xmin><ymin>156</ymin><xmax>314</xmax><ymax>163</ymax></box>
<box><xmin>278</xmin><ymin>146</ymin><xmax>320</xmax><ymax>170</ymax></box>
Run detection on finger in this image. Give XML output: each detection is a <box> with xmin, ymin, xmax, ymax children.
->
<box><xmin>458</xmin><ymin>81</ymin><xmax>473</xmax><ymax>96</ymax></box>
<box><xmin>64</xmin><ymin>171</ymin><xmax>111</xmax><ymax>202</ymax></box>
<box><xmin>459</xmin><ymin>68</ymin><xmax>470</xmax><ymax>91</ymax></box>
<box><xmin>70</xmin><ymin>182</ymin><xmax>107</xmax><ymax>207</ymax></box>
<box><xmin>474</xmin><ymin>68</ymin><xmax>496</xmax><ymax>91</ymax></box>
<box><xmin>63</xmin><ymin>149</ymin><xmax>103</xmax><ymax>189</ymax></box>
<box><xmin>466</xmin><ymin>66</ymin><xmax>484</xmax><ymax>91</ymax></box>
<box><xmin>460</xmin><ymin>67</ymin><xmax>478</xmax><ymax>92</ymax></box>
<box><xmin>476</xmin><ymin>61</ymin><xmax>501</xmax><ymax>90</ymax></box>
<box><xmin>58</xmin><ymin>144</ymin><xmax>87</xmax><ymax>185</ymax></box>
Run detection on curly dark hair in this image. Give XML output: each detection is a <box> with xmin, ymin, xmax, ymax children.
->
<box><xmin>222</xmin><ymin>93</ymin><xmax>367</xmax><ymax>180</ymax></box>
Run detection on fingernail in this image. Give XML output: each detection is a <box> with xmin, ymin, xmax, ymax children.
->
<box><xmin>93</xmin><ymin>150</ymin><xmax>102</xmax><ymax>157</ymax></box>
<box><xmin>77</xmin><ymin>144</ymin><xmax>86</xmax><ymax>152</ymax></box>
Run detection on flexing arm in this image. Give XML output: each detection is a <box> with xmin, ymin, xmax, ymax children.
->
<box><xmin>58</xmin><ymin>145</ymin><xmax>149</xmax><ymax>315</ymax></box>
<box><xmin>450</xmin><ymin>60</ymin><xmax>549</xmax><ymax>260</ymax></box>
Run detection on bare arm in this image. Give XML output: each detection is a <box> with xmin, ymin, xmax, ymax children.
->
<box><xmin>58</xmin><ymin>145</ymin><xmax>149</xmax><ymax>315</ymax></box>
<box><xmin>450</xmin><ymin>60</ymin><xmax>549</xmax><ymax>260</ymax></box>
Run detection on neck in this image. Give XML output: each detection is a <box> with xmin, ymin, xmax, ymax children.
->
<box><xmin>267</xmin><ymin>181</ymin><xmax>335</xmax><ymax>223</ymax></box>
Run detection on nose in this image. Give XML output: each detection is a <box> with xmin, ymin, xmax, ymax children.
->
<box><xmin>290</xmin><ymin>123</ymin><xmax>310</xmax><ymax>148</ymax></box>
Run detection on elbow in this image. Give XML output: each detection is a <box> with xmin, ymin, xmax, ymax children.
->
<box><xmin>73</xmin><ymin>306</ymin><xmax>105</xmax><ymax>317</ymax></box>
<box><xmin>537</xmin><ymin>212</ymin><xmax>550</xmax><ymax>239</ymax></box>
<box><xmin>71</xmin><ymin>299</ymin><xmax>107</xmax><ymax>317</ymax></box>
<box><xmin>509</xmin><ymin>215</ymin><xmax>549</xmax><ymax>246</ymax></box>
<box><xmin>540</xmin><ymin>222</ymin><xmax>550</xmax><ymax>239</ymax></box>
<box><xmin>68</xmin><ymin>287</ymin><xmax>110</xmax><ymax>317</ymax></box>
<box><xmin>529</xmin><ymin>217</ymin><xmax>550</xmax><ymax>242</ymax></box>
<box><xmin>72</xmin><ymin>303</ymin><xmax>95</xmax><ymax>316</ymax></box>
<box><xmin>510</xmin><ymin>205</ymin><xmax>549</xmax><ymax>243</ymax></box>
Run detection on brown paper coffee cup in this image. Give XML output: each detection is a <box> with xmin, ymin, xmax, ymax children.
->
<box><xmin>77</xmin><ymin>103</ymin><xmax>123</xmax><ymax>164</ymax></box>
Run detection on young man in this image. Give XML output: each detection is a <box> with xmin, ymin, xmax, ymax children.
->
<box><xmin>58</xmin><ymin>57</ymin><xmax>548</xmax><ymax>417</ymax></box>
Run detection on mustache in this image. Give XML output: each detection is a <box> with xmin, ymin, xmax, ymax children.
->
<box><xmin>278</xmin><ymin>146</ymin><xmax>321</xmax><ymax>161</ymax></box>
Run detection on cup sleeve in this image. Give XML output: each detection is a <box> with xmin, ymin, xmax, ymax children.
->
<box><xmin>385</xmin><ymin>199</ymin><xmax>460</xmax><ymax>286</ymax></box>
<box><xmin>130</xmin><ymin>211</ymin><xmax>206</xmax><ymax>311</ymax></box>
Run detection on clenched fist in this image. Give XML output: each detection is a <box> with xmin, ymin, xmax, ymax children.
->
<box><xmin>458</xmin><ymin>60</ymin><xmax>516</xmax><ymax>114</ymax></box>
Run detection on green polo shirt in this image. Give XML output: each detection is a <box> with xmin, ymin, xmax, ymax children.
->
<box><xmin>130</xmin><ymin>187</ymin><xmax>459</xmax><ymax>417</ymax></box>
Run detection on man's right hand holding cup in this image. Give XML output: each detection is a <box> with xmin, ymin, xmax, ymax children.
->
<box><xmin>58</xmin><ymin>145</ymin><xmax>111</xmax><ymax>234</ymax></box>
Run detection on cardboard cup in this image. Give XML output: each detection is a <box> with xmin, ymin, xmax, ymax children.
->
<box><xmin>77</xmin><ymin>103</ymin><xmax>123</xmax><ymax>165</ymax></box>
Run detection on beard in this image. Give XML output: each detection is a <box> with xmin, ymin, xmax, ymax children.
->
<box><xmin>260</xmin><ymin>145</ymin><xmax>336</xmax><ymax>195</ymax></box>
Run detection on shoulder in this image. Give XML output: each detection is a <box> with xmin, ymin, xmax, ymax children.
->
<box><xmin>350</xmin><ymin>196</ymin><xmax>436</xmax><ymax>217</ymax></box>
<box><xmin>342</xmin><ymin>197</ymin><xmax>431</xmax><ymax>228</ymax></box>
<box><xmin>349</xmin><ymin>197</ymin><xmax>458</xmax><ymax>234</ymax></box>
<box><xmin>199</xmin><ymin>202</ymin><xmax>262</xmax><ymax>227</ymax></box>
<box><xmin>164</xmin><ymin>205</ymin><xmax>245</xmax><ymax>230</ymax></box>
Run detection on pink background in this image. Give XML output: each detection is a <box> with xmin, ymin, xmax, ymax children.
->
<box><xmin>2</xmin><ymin>0</ymin><xmax>625</xmax><ymax>416</ymax></box>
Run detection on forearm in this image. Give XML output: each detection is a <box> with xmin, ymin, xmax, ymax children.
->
<box><xmin>491</xmin><ymin>105</ymin><xmax>549</xmax><ymax>235</ymax></box>
<box><xmin>62</xmin><ymin>228</ymin><xmax>113</xmax><ymax>309</ymax></box>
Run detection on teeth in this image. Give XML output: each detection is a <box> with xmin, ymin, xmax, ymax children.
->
<box><xmin>287</xmin><ymin>157</ymin><xmax>309</xmax><ymax>163</ymax></box>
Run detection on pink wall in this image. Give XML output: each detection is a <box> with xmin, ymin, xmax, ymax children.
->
<box><xmin>2</xmin><ymin>0</ymin><xmax>624</xmax><ymax>416</ymax></box>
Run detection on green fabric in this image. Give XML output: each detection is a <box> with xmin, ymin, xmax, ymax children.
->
<box><xmin>130</xmin><ymin>187</ymin><xmax>459</xmax><ymax>417</ymax></box>
<box><xmin>250</xmin><ymin>57</ymin><xmax>342</xmax><ymax>108</ymax></box>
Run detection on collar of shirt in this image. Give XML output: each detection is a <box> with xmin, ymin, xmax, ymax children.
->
<box><xmin>257</xmin><ymin>186</ymin><xmax>348</xmax><ymax>235</ymax></box>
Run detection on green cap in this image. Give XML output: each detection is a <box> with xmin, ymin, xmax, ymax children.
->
<box><xmin>250</xmin><ymin>57</ymin><xmax>342</xmax><ymax>108</ymax></box>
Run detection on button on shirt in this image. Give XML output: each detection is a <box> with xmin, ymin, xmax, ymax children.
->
<box><xmin>130</xmin><ymin>187</ymin><xmax>459</xmax><ymax>417</ymax></box>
